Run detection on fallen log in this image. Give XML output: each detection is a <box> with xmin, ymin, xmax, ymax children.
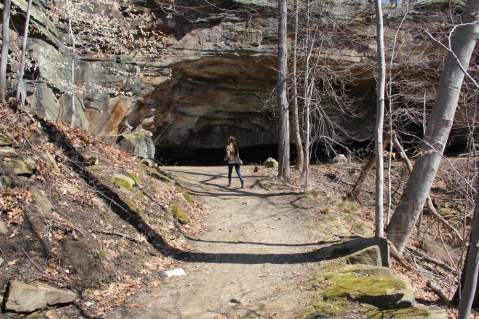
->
<box><xmin>428</xmin><ymin>281</ymin><xmax>450</xmax><ymax>303</ymax></box>
<box><xmin>350</xmin><ymin>135</ymin><xmax>391</xmax><ymax>197</ymax></box>
<box><xmin>406</xmin><ymin>246</ymin><xmax>455</xmax><ymax>273</ymax></box>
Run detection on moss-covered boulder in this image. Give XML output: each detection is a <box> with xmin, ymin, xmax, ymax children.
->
<box><xmin>112</xmin><ymin>174</ymin><xmax>136</xmax><ymax>191</ymax></box>
<box><xmin>0</xmin><ymin>134</ymin><xmax>13</xmax><ymax>146</ymax></box>
<box><xmin>171</xmin><ymin>203</ymin><xmax>189</xmax><ymax>224</ymax></box>
<box><xmin>12</xmin><ymin>158</ymin><xmax>37</xmax><ymax>176</ymax></box>
<box><xmin>0</xmin><ymin>146</ymin><xmax>17</xmax><ymax>157</ymax></box>
<box><xmin>321</xmin><ymin>264</ymin><xmax>414</xmax><ymax>309</ymax></box>
<box><xmin>309</xmin><ymin>264</ymin><xmax>449</xmax><ymax>318</ymax></box>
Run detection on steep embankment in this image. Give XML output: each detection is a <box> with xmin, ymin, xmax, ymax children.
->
<box><xmin>0</xmin><ymin>105</ymin><xmax>206</xmax><ymax>318</ymax></box>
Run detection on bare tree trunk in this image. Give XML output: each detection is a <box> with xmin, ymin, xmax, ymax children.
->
<box><xmin>0</xmin><ymin>0</ymin><xmax>12</xmax><ymax>103</ymax></box>
<box><xmin>458</xmin><ymin>175</ymin><xmax>479</xmax><ymax>318</ymax></box>
<box><xmin>16</xmin><ymin>0</ymin><xmax>33</xmax><ymax>106</ymax></box>
<box><xmin>277</xmin><ymin>0</ymin><xmax>290</xmax><ymax>180</ymax></box>
<box><xmin>302</xmin><ymin>77</ymin><xmax>314</xmax><ymax>189</ymax></box>
<box><xmin>300</xmin><ymin>0</ymin><xmax>312</xmax><ymax>190</ymax></box>
<box><xmin>374</xmin><ymin>0</ymin><xmax>386</xmax><ymax>238</ymax></box>
<box><xmin>392</xmin><ymin>133</ymin><xmax>463</xmax><ymax>241</ymax></box>
<box><xmin>388</xmin><ymin>0</ymin><xmax>479</xmax><ymax>253</ymax></box>
<box><xmin>66</xmin><ymin>0</ymin><xmax>76</xmax><ymax>128</ymax></box>
<box><xmin>291</xmin><ymin>0</ymin><xmax>304</xmax><ymax>170</ymax></box>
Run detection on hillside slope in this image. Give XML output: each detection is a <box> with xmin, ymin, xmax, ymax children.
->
<box><xmin>0</xmin><ymin>104</ymin><xmax>205</xmax><ymax>318</ymax></box>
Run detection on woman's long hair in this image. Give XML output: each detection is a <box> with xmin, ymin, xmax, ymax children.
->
<box><xmin>228</xmin><ymin>136</ymin><xmax>239</xmax><ymax>157</ymax></box>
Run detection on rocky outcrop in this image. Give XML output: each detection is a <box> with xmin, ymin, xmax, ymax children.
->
<box><xmin>3</xmin><ymin>0</ymin><xmax>469</xmax><ymax>159</ymax></box>
<box><xmin>118</xmin><ymin>129</ymin><xmax>156</xmax><ymax>159</ymax></box>
<box><xmin>4</xmin><ymin>0</ymin><xmax>282</xmax><ymax>154</ymax></box>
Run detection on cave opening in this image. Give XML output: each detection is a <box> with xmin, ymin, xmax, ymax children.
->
<box><xmin>156</xmin><ymin>145</ymin><xmax>280</xmax><ymax>166</ymax></box>
<box><xmin>156</xmin><ymin>142</ymin><xmax>357</xmax><ymax>166</ymax></box>
<box><xmin>155</xmin><ymin>130</ymin><xmax>471</xmax><ymax>166</ymax></box>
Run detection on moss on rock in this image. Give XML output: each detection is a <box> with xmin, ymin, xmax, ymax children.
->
<box><xmin>176</xmin><ymin>185</ymin><xmax>194</xmax><ymax>203</ymax></box>
<box><xmin>363</xmin><ymin>305</ymin><xmax>447</xmax><ymax>319</ymax></box>
<box><xmin>0</xmin><ymin>146</ymin><xmax>17</xmax><ymax>157</ymax></box>
<box><xmin>112</xmin><ymin>174</ymin><xmax>136</xmax><ymax>191</ymax></box>
<box><xmin>171</xmin><ymin>203</ymin><xmax>189</xmax><ymax>224</ymax></box>
<box><xmin>0</xmin><ymin>134</ymin><xmax>13</xmax><ymax>146</ymax></box>
<box><xmin>309</xmin><ymin>296</ymin><xmax>353</xmax><ymax>317</ymax></box>
<box><xmin>12</xmin><ymin>158</ymin><xmax>36</xmax><ymax>176</ymax></box>
<box><xmin>128</xmin><ymin>171</ymin><xmax>142</xmax><ymax>186</ymax></box>
<box><xmin>319</xmin><ymin>264</ymin><xmax>414</xmax><ymax>309</ymax></box>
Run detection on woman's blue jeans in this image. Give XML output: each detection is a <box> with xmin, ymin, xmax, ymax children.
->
<box><xmin>228</xmin><ymin>163</ymin><xmax>244</xmax><ymax>185</ymax></box>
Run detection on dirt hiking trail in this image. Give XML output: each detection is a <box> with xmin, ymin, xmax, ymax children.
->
<box><xmin>112</xmin><ymin>166</ymin><xmax>329</xmax><ymax>319</ymax></box>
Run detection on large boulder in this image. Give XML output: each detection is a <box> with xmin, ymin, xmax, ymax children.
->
<box><xmin>345</xmin><ymin>245</ymin><xmax>383</xmax><ymax>267</ymax></box>
<box><xmin>11</xmin><ymin>158</ymin><xmax>37</xmax><ymax>176</ymax></box>
<box><xmin>119</xmin><ymin>129</ymin><xmax>155</xmax><ymax>159</ymax></box>
<box><xmin>321</xmin><ymin>264</ymin><xmax>415</xmax><ymax>309</ymax></box>
<box><xmin>5</xmin><ymin>281</ymin><xmax>78</xmax><ymax>313</ymax></box>
<box><xmin>309</xmin><ymin>263</ymin><xmax>448</xmax><ymax>318</ymax></box>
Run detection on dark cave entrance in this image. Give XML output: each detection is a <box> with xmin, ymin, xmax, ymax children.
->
<box><xmin>156</xmin><ymin>145</ymin><xmax>280</xmax><ymax>166</ymax></box>
<box><xmin>156</xmin><ymin>143</ymin><xmax>347</xmax><ymax>166</ymax></box>
<box><xmin>155</xmin><ymin>132</ymin><xmax>472</xmax><ymax>166</ymax></box>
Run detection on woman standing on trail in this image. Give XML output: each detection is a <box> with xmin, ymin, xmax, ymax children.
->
<box><xmin>224</xmin><ymin>136</ymin><xmax>244</xmax><ymax>188</ymax></box>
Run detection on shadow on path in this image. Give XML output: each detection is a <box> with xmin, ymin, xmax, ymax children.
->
<box><xmin>167</xmin><ymin>168</ymin><xmax>300</xmax><ymax>199</ymax></box>
<box><xmin>42</xmin><ymin>124</ymin><xmax>388</xmax><ymax>268</ymax></box>
<box><xmin>184</xmin><ymin>236</ymin><xmax>340</xmax><ymax>248</ymax></box>
<box><xmin>175</xmin><ymin>237</ymin><xmax>389</xmax><ymax>266</ymax></box>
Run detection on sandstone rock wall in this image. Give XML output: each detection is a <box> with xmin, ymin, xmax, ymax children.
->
<box><xmin>4</xmin><ymin>0</ymin><xmax>285</xmax><ymax>155</ymax></box>
<box><xmin>2</xmin><ymin>0</ymin><xmax>471</xmax><ymax>158</ymax></box>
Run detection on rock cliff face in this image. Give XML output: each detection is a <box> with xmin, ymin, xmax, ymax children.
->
<box><xmin>4</xmin><ymin>0</ymin><xmax>286</xmax><ymax>159</ymax></box>
<box><xmin>3</xmin><ymin>0</ymin><xmax>467</xmax><ymax>160</ymax></box>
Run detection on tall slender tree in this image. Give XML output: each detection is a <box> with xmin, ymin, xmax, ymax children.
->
<box><xmin>16</xmin><ymin>0</ymin><xmax>33</xmax><ymax>106</ymax></box>
<box><xmin>388</xmin><ymin>0</ymin><xmax>479</xmax><ymax>252</ymax></box>
<box><xmin>300</xmin><ymin>0</ymin><xmax>313</xmax><ymax>189</ymax></box>
<box><xmin>458</xmin><ymin>177</ymin><xmax>479</xmax><ymax>318</ymax></box>
<box><xmin>374</xmin><ymin>0</ymin><xmax>386</xmax><ymax>238</ymax></box>
<box><xmin>277</xmin><ymin>0</ymin><xmax>290</xmax><ymax>180</ymax></box>
<box><xmin>66</xmin><ymin>0</ymin><xmax>76</xmax><ymax>127</ymax></box>
<box><xmin>0</xmin><ymin>0</ymin><xmax>12</xmax><ymax>103</ymax></box>
<box><xmin>291</xmin><ymin>0</ymin><xmax>304</xmax><ymax>170</ymax></box>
